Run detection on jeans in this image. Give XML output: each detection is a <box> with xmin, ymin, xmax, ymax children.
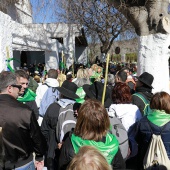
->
<box><xmin>15</xmin><ymin>161</ymin><xmax>35</xmax><ymax>170</ymax></box>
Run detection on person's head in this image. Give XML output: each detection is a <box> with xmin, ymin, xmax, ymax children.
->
<box><xmin>15</xmin><ymin>70</ymin><xmax>29</xmax><ymax>95</ymax></box>
<box><xmin>107</xmin><ymin>74</ymin><xmax>115</xmax><ymax>86</ymax></box>
<box><xmin>76</xmin><ymin>68</ymin><xmax>88</xmax><ymax>79</ymax></box>
<box><xmin>121</xmin><ymin>67</ymin><xmax>130</xmax><ymax>76</ymax></box>
<box><xmin>67</xmin><ymin>145</ymin><xmax>112</xmax><ymax>170</ymax></box>
<box><xmin>56</xmin><ymin>80</ymin><xmax>79</xmax><ymax>100</ymax></box>
<box><xmin>83</xmin><ymin>81</ymin><xmax>112</xmax><ymax>108</ymax></box>
<box><xmin>74</xmin><ymin>99</ymin><xmax>110</xmax><ymax>141</ymax></box>
<box><xmin>0</xmin><ymin>71</ymin><xmax>21</xmax><ymax>99</ymax></box>
<box><xmin>112</xmin><ymin>82</ymin><xmax>132</xmax><ymax>104</ymax></box>
<box><xmin>47</xmin><ymin>69</ymin><xmax>58</xmax><ymax>79</ymax></box>
<box><xmin>91</xmin><ymin>64</ymin><xmax>98</xmax><ymax>71</ymax></box>
<box><xmin>97</xmin><ymin>66</ymin><xmax>103</xmax><ymax>74</ymax></box>
<box><xmin>150</xmin><ymin>92</ymin><xmax>170</xmax><ymax>114</ymax></box>
<box><xmin>115</xmin><ymin>70</ymin><xmax>127</xmax><ymax>83</ymax></box>
<box><xmin>136</xmin><ymin>72</ymin><xmax>154</xmax><ymax>89</ymax></box>
<box><xmin>66</xmin><ymin>74</ymin><xmax>73</xmax><ymax>82</ymax></box>
<box><xmin>34</xmin><ymin>75</ymin><xmax>40</xmax><ymax>83</ymax></box>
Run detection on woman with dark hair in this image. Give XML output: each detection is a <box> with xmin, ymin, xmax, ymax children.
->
<box><xmin>59</xmin><ymin>99</ymin><xmax>125</xmax><ymax>170</ymax></box>
<box><xmin>134</xmin><ymin>91</ymin><xmax>170</xmax><ymax>169</ymax></box>
<box><xmin>108</xmin><ymin>82</ymin><xmax>142</xmax><ymax>131</ymax></box>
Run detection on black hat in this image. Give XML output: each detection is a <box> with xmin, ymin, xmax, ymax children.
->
<box><xmin>83</xmin><ymin>81</ymin><xmax>112</xmax><ymax>108</ymax></box>
<box><xmin>136</xmin><ymin>72</ymin><xmax>154</xmax><ymax>88</ymax></box>
<box><xmin>56</xmin><ymin>80</ymin><xmax>80</xmax><ymax>100</ymax></box>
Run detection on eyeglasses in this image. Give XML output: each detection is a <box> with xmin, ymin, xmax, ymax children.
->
<box><xmin>10</xmin><ymin>84</ymin><xmax>22</xmax><ymax>91</ymax></box>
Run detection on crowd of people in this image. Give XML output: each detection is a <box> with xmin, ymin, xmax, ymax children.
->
<box><xmin>0</xmin><ymin>60</ymin><xmax>170</xmax><ymax>170</ymax></box>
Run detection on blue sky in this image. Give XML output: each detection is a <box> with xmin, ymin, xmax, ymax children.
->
<box><xmin>30</xmin><ymin>0</ymin><xmax>58</xmax><ymax>23</ymax></box>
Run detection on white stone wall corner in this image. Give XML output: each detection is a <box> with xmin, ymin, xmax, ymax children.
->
<box><xmin>0</xmin><ymin>12</ymin><xmax>13</xmax><ymax>72</ymax></box>
<box><xmin>137</xmin><ymin>33</ymin><xmax>170</xmax><ymax>93</ymax></box>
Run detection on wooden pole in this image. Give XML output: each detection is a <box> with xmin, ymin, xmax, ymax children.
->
<box><xmin>61</xmin><ymin>50</ymin><xmax>64</xmax><ymax>74</ymax></box>
<box><xmin>102</xmin><ymin>54</ymin><xmax>110</xmax><ymax>106</ymax></box>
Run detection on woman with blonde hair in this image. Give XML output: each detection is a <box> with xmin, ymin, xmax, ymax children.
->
<box><xmin>73</xmin><ymin>68</ymin><xmax>90</xmax><ymax>87</ymax></box>
<box><xmin>67</xmin><ymin>145</ymin><xmax>112</xmax><ymax>170</ymax></box>
<box><xmin>59</xmin><ymin>99</ymin><xmax>125</xmax><ymax>170</ymax></box>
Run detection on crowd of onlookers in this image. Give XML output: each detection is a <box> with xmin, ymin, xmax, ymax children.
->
<box><xmin>1</xmin><ymin>60</ymin><xmax>170</xmax><ymax>170</ymax></box>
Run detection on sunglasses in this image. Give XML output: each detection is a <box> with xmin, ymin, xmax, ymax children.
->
<box><xmin>10</xmin><ymin>84</ymin><xmax>22</xmax><ymax>91</ymax></box>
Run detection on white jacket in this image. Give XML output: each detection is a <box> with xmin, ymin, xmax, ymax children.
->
<box><xmin>108</xmin><ymin>104</ymin><xmax>142</xmax><ymax>131</ymax></box>
<box><xmin>35</xmin><ymin>78</ymin><xmax>59</xmax><ymax>108</ymax></box>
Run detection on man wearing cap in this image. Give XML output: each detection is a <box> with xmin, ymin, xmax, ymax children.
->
<box><xmin>132</xmin><ymin>72</ymin><xmax>154</xmax><ymax>115</ymax></box>
<box><xmin>41</xmin><ymin>80</ymin><xmax>79</xmax><ymax>170</ymax></box>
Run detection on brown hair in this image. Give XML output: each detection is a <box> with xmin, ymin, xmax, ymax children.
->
<box><xmin>34</xmin><ymin>75</ymin><xmax>40</xmax><ymax>83</ymax></box>
<box><xmin>47</xmin><ymin>69</ymin><xmax>58</xmax><ymax>79</ymax></box>
<box><xmin>74</xmin><ymin>99</ymin><xmax>110</xmax><ymax>141</ymax></box>
<box><xmin>67</xmin><ymin>146</ymin><xmax>112</xmax><ymax>170</ymax></box>
<box><xmin>112</xmin><ymin>82</ymin><xmax>132</xmax><ymax>104</ymax></box>
<box><xmin>150</xmin><ymin>92</ymin><xmax>170</xmax><ymax>114</ymax></box>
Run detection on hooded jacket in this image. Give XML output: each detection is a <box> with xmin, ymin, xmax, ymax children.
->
<box><xmin>135</xmin><ymin>110</ymin><xmax>170</xmax><ymax>168</ymax></box>
<box><xmin>36</xmin><ymin>78</ymin><xmax>59</xmax><ymax>108</ymax></box>
<box><xmin>108</xmin><ymin>103</ymin><xmax>142</xmax><ymax>131</ymax></box>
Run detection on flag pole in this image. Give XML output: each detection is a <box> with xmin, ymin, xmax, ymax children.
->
<box><xmin>102</xmin><ymin>53</ymin><xmax>110</xmax><ymax>106</ymax></box>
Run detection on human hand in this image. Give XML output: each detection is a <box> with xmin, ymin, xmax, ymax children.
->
<box><xmin>35</xmin><ymin>160</ymin><xmax>44</xmax><ymax>170</ymax></box>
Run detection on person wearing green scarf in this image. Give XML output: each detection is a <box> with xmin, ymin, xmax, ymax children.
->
<box><xmin>15</xmin><ymin>70</ymin><xmax>39</xmax><ymax>120</ymax></box>
<box><xmin>133</xmin><ymin>92</ymin><xmax>170</xmax><ymax>169</ymax></box>
<box><xmin>59</xmin><ymin>99</ymin><xmax>125</xmax><ymax>170</ymax></box>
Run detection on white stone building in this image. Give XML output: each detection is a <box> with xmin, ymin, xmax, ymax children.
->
<box><xmin>0</xmin><ymin>0</ymin><xmax>88</xmax><ymax>72</ymax></box>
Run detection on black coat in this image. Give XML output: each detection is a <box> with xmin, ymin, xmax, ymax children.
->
<box><xmin>0</xmin><ymin>94</ymin><xmax>46</xmax><ymax>169</ymax></box>
<box><xmin>135</xmin><ymin>116</ymin><xmax>170</xmax><ymax>169</ymax></box>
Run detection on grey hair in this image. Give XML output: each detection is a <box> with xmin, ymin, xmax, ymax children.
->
<box><xmin>0</xmin><ymin>71</ymin><xmax>17</xmax><ymax>92</ymax></box>
<box><xmin>107</xmin><ymin>74</ymin><xmax>115</xmax><ymax>85</ymax></box>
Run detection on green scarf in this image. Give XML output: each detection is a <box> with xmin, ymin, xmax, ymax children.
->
<box><xmin>71</xmin><ymin>133</ymin><xmax>119</xmax><ymax>164</ymax></box>
<box><xmin>147</xmin><ymin>110</ymin><xmax>170</xmax><ymax>127</ymax></box>
<box><xmin>75</xmin><ymin>87</ymin><xmax>85</xmax><ymax>104</ymax></box>
<box><xmin>17</xmin><ymin>88</ymin><xmax>36</xmax><ymax>102</ymax></box>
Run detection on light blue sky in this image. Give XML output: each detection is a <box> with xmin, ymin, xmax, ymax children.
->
<box><xmin>30</xmin><ymin>0</ymin><xmax>58</xmax><ymax>23</ymax></box>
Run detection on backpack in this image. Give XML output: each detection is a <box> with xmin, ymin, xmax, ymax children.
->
<box><xmin>56</xmin><ymin>104</ymin><xmax>76</xmax><ymax>143</ymax></box>
<box><xmin>143</xmin><ymin>121</ymin><xmax>170</xmax><ymax>170</ymax></box>
<box><xmin>109</xmin><ymin>115</ymin><xmax>129</xmax><ymax>159</ymax></box>
<box><xmin>39</xmin><ymin>85</ymin><xmax>60</xmax><ymax>117</ymax></box>
<box><xmin>133</xmin><ymin>93</ymin><xmax>152</xmax><ymax>115</ymax></box>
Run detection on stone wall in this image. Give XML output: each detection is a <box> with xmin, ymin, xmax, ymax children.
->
<box><xmin>0</xmin><ymin>12</ymin><xmax>13</xmax><ymax>71</ymax></box>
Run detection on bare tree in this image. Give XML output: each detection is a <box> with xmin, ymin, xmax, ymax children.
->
<box><xmin>108</xmin><ymin>0</ymin><xmax>170</xmax><ymax>36</ymax></box>
<box><xmin>55</xmin><ymin>0</ymin><xmax>133</xmax><ymax>56</ymax></box>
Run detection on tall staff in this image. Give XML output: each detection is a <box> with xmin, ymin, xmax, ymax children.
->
<box><xmin>61</xmin><ymin>50</ymin><xmax>64</xmax><ymax>74</ymax></box>
<box><xmin>102</xmin><ymin>54</ymin><xmax>110</xmax><ymax>106</ymax></box>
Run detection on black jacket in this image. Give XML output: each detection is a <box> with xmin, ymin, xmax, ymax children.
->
<box><xmin>25</xmin><ymin>100</ymin><xmax>39</xmax><ymax>120</ymax></box>
<box><xmin>0</xmin><ymin>94</ymin><xmax>47</xmax><ymax>169</ymax></box>
<box><xmin>135</xmin><ymin>116</ymin><xmax>170</xmax><ymax>169</ymax></box>
<box><xmin>59</xmin><ymin>133</ymin><xmax>126</xmax><ymax>170</ymax></box>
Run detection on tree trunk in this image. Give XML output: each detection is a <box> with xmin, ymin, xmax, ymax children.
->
<box><xmin>108</xmin><ymin>0</ymin><xmax>170</xmax><ymax>92</ymax></box>
<box><xmin>137</xmin><ymin>33</ymin><xmax>170</xmax><ymax>93</ymax></box>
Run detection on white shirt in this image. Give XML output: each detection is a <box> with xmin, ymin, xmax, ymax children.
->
<box><xmin>108</xmin><ymin>103</ymin><xmax>142</xmax><ymax>131</ymax></box>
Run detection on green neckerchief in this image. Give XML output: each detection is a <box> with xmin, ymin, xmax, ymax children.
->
<box><xmin>75</xmin><ymin>87</ymin><xmax>85</xmax><ymax>104</ymax></box>
<box><xmin>71</xmin><ymin>133</ymin><xmax>119</xmax><ymax>164</ymax></box>
<box><xmin>17</xmin><ymin>88</ymin><xmax>36</xmax><ymax>102</ymax></box>
<box><xmin>147</xmin><ymin>110</ymin><xmax>170</xmax><ymax>127</ymax></box>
